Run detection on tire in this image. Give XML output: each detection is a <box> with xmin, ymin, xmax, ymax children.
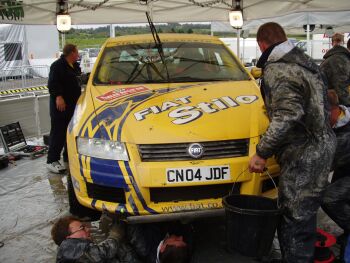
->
<box><xmin>67</xmin><ymin>174</ymin><xmax>101</xmax><ymax>220</ymax></box>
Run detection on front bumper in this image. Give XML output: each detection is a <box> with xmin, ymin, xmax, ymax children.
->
<box><xmin>126</xmin><ymin>208</ymin><xmax>225</xmax><ymax>224</ymax></box>
<box><xmin>70</xmin><ymin>137</ymin><xmax>279</xmax><ymax>218</ymax></box>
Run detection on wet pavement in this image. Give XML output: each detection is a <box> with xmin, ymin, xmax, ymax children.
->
<box><xmin>0</xmin><ymin>155</ymin><xmax>343</xmax><ymax>262</ymax></box>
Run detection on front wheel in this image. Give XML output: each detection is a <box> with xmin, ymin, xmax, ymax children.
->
<box><xmin>67</xmin><ymin>174</ymin><xmax>101</xmax><ymax>220</ymax></box>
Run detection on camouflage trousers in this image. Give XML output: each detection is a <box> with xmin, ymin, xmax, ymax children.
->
<box><xmin>277</xmin><ymin>136</ymin><xmax>336</xmax><ymax>263</ymax></box>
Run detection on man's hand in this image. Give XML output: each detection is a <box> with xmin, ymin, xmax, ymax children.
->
<box><xmin>249</xmin><ymin>154</ymin><xmax>267</xmax><ymax>173</ymax></box>
<box><xmin>56</xmin><ymin>96</ymin><xmax>66</xmax><ymax>112</ymax></box>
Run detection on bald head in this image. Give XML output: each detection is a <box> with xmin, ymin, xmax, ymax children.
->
<box><xmin>257</xmin><ymin>22</ymin><xmax>287</xmax><ymax>51</ymax></box>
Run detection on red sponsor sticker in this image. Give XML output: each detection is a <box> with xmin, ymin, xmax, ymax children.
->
<box><xmin>96</xmin><ymin>86</ymin><xmax>149</xmax><ymax>101</ymax></box>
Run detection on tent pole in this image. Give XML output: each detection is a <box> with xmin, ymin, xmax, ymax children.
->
<box><xmin>109</xmin><ymin>24</ymin><xmax>115</xmax><ymax>37</ymax></box>
<box><xmin>306</xmin><ymin>24</ymin><xmax>311</xmax><ymax>57</ymax></box>
<box><xmin>237</xmin><ymin>28</ymin><xmax>240</xmax><ymax>61</ymax></box>
<box><xmin>23</xmin><ymin>25</ymin><xmax>28</xmax><ymax>88</ymax></box>
<box><xmin>243</xmin><ymin>37</ymin><xmax>245</xmax><ymax>64</ymax></box>
<box><xmin>61</xmin><ymin>33</ymin><xmax>65</xmax><ymax>50</ymax></box>
<box><xmin>34</xmin><ymin>96</ymin><xmax>41</xmax><ymax>138</ymax></box>
<box><xmin>23</xmin><ymin>25</ymin><xmax>29</xmax><ymax>66</ymax></box>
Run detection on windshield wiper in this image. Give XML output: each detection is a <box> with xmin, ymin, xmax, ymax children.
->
<box><xmin>125</xmin><ymin>63</ymin><xmax>144</xmax><ymax>84</ymax></box>
<box><xmin>146</xmin><ymin>12</ymin><xmax>170</xmax><ymax>83</ymax></box>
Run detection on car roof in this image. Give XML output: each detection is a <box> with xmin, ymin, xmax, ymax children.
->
<box><xmin>105</xmin><ymin>33</ymin><xmax>223</xmax><ymax>46</ymax></box>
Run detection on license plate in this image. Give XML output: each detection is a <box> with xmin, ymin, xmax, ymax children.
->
<box><xmin>166</xmin><ymin>165</ymin><xmax>230</xmax><ymax>183</ymax></box>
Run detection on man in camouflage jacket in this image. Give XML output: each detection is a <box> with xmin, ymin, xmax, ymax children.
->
<box><xmin>249</xmin><ymin>22</ymin><xmax>336</xmax><ymax>263</ymax></box>
<box><xmin>322</xmin><ymin>90</ymin><xmax>350</xmax><ymax>260</ymax></box>
<box><xmin>51</xmin><ymin>216</ymin><xmax>141</xmax><ymax>263</ymax></box>
<box><xmin>321</xmin><ymin>33</ymin><xmax>350</xmax><ymax>106</ymax></box>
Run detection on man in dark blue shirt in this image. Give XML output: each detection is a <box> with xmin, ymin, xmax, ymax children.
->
<box><xmin>47</xmin><ymin>44</ymin><xmax>81</xmax><ymax>173</ymax></box>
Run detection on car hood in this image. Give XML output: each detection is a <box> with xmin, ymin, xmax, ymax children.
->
<box><xmin>85</xmin><ymin>81</ymin><xmax>266</xmax><ymax>144</ymax></box>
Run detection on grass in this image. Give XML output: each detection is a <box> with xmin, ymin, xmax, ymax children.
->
<box><xmin>62</xmin><ymin>38</ymin><xmax>107</xmax><ymax>50</ymax></box>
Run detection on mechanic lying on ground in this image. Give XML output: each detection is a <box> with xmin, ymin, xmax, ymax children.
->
<box><xmin>51</xmin><ymin>215</ymin><xmax>141</xmax><ymax>263</ymax></box>
<box><xmin>322</xmin><ymin>90</ymin><xmax>350</xmax><ymax>262</ymax></box>
<box><xmin>127</xmin><ymin>221</ymin><xmax>193</xmax><ymax>263</ymax></box>
<box><xmin>99</xmin><ymin>213</ymin><xmax>193</xmax><ymax>263</ymax></box>
<box><xmin>52</xmin><ymin>215</ymin><xmax>192</xmax><ymax>263</ymax></box>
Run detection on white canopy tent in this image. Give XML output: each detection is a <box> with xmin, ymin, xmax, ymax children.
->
<box><xmin>213</xmin><ymin>11</ymin><xmax>350</xmax><ymax>35</ymax></box>
<box><xmin>0</xmin><ymin>0</ymin><xmax>350</xmax><ymax>25</ymax></box>
<box><xmin>243</xmin><ymin>11</ymin><xmax>350</xmax><ymax>34</ymax></box>
<box><xmin>2</xmin><ymin>0</ymin><xmax>349</xmax><ymax>58</ymax></box>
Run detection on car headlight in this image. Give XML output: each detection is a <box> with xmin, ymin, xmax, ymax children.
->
<box><xmin>77</xmin><ymin>137</ymin><xmax>129</xmax><ymax>161</ymax></box>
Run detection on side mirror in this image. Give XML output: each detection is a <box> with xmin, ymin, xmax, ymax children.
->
<box><xmin>250</xmin><ymin>67</ymin><xmax>262</xmax><ymax>79</ymax></box>
<box><xmin>81</xmin><ymin>73</ymin><xmax>90</xmax><ymax>85</ymax></box>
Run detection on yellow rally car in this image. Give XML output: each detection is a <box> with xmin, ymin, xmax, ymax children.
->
<box><xmin>67</xmin><ymin>33</ymin><xmax>279</xmax><ymax>223</ymax></box>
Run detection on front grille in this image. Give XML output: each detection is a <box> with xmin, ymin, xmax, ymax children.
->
<box><xmin>150</xmin><ymin>183</ymin><xmax>240</xmax><ymax>203</ymax></box>
<box><xmin>138</xmin><ymin>139</ymin><xmax>249</xmax><ymax>161</ymax></box>
<box><xmin>86</xmin><ymin>182</ymin><xmax>126</xmax><ymax>203</ymax></box>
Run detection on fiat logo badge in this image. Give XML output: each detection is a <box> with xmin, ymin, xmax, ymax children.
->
<box><xmin>188</xmin><ymin>143</ymin><xmax>204</xmax><ymax>159</ymax></box>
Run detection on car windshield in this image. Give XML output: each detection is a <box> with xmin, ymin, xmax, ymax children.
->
<box><xmin>93</xmin><ymin>41</ymin><xmax>250</xmax><ymax>85</ymax></box>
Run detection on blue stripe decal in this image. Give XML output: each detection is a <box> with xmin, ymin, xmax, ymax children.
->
<box><xmin>117</xmin><ymin>114</ymin><xmax>129</xmax><ymax>141</ymax></box>
<box><xmin>78</xmin><ymin>85</ymin><xmax>187</xmax><ymax>138</ymax></box>
<box><xmin>78</xmin><ymin>155</ymin><xmax>86</xmax><ymax>182</ymax></box>
<box><xmin>84</xmin><ymin>157</ymin><xmax>89</xmax><ymax>182</ymax></box>
<box><xmin>96</xmin><ymin>125</ymin><xmax>110</xmax><ymax>140</ymax></box>
<box><xmin>128</xmin><ymin>195</ymin><xmax>139</xmax><ymax>215</ymax></box>
<box><xmin>90</xmin><ymin>157</ymin><xmax>128</xmax><ymax>189</ymax></box>
<box><xmin>124</xmin><ymin>161</ymin><xmax>157</xmax><ymax>214</ymax></box>
<box><xmin>110</xmin><ymin>126</ymin><xmax>115</xmax><ymax>137</ymax></box>
<box><xmin>91</xmin><ymin>199</ymin><xmax>97</xmax><ymax>209</ymax></box>
<box><xmin>77</xmin><ymin>94</ymin><xmax>129</xmax><ymax>137</ymax></box>
<box><xmin>129</xmin><ymin>93</ymin><xmax>154</xmax><ymax>103</ymax></box>
<box><xmin>90</xmin><ymin>102</ymin><xmax>128</xmax><ymax>132</ymax></box>
<box><xmin>84</xmin><ymin>128</ymin><xmax>89</xmax><ymax>138</ymax></box>
<box><xmin>78</xmin><ymin>83</ymin><xmax>209</xmax><ymax>138</ymax></box>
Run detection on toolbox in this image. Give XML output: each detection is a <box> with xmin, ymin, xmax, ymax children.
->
<box><xmin>0</xmin><ymin>122</ymin><xmax>48</xmax><ymax>159</ymax></box>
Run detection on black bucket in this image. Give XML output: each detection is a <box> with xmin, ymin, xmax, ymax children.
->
<box><xmin>223</xmin><ymin>194</ymin><xmax>281</xmax><ymax>258</ymax></box>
